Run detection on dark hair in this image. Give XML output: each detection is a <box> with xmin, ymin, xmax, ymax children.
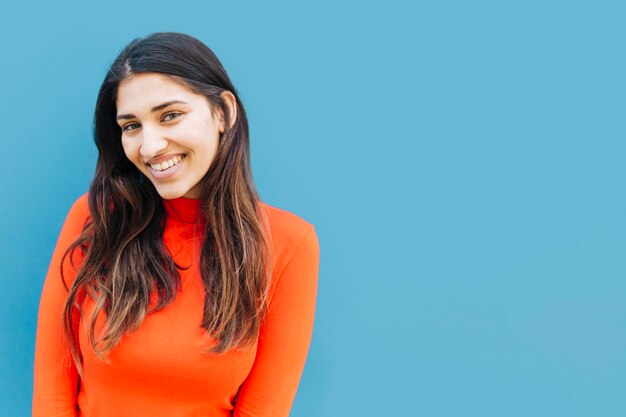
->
<box><xmin>60</xmin><ymin>32</ymin><xmax>272</xmax><ymax>374</ymax></box>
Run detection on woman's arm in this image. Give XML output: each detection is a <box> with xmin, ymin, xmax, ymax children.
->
<box><xmin>33</xmin><ymin>194</ymin><xmax>89</xmax><ymax>417</ymax></box>
<box><xmin>233</xmin><ymin>224</ymin><xmax>320</xmax><ymax>417</ymax></box>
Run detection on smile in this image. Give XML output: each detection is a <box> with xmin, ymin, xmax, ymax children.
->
<box><xmin>149</xmin><ymin>155</ymin><xmax>186</xmax><ymax>171</ymax></box>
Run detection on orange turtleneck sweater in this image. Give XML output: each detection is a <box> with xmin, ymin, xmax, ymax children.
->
<box><xmin>33</xmin><ymin>192</ymin><xmax>320</xmax><ymax>417</ymax></box>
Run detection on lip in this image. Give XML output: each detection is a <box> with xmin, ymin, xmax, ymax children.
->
<box><xmin>146</xmin><ymin>153</ymin><xmax>186</xmax><ymax>165</ymax></box>
<box><xmin>147</xmin><ymin>155</ymin><xmax>186</xmax><ymax>180</ymax></box>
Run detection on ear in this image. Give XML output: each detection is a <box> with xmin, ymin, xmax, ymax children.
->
<box><xmin>217</xmin><ymin>91</ymin><xmax>238</xmax><ymax>133</ymax></box>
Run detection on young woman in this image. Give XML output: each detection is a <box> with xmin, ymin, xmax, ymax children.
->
<box><xmin>33</xmin><ymin>32</ymin><xmax>320</xmax><ymax>417</ymax></box>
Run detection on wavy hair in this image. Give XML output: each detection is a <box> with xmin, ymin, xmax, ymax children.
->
<box><xmin>59</xmin><ymin>32</ymin><xmax>272</xmax><ymax>374</ymax></box>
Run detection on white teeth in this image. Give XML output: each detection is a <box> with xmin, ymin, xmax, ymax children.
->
<box><xmin>150</xmin><ymin>155</ymin><xmax>184</xmax><ymax>171</ymax></box>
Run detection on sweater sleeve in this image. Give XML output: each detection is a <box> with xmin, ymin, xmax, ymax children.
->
<box><xmin>33</xmin><ymin>194</ymin><xmax>88</xmax><ymax>417</ymax></box>
<box><xmin>233</xmin><ymin>224</ymin><xmax>320</xmax><ymax>417</ymax></box>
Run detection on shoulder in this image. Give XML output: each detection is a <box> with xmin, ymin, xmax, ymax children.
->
<box><xmin>72</xmin><ymin>191</ymin><xmax>90</xmax><ymax>212</ymax></box>
<box><xmin>259</xmin><ymin>201</ymin><xmax>315</xmax><ymax>244</ymax></box>
<box><xmin>258</xmin><ymin>201</ymin><xmax>319</xmax><ymax>268</ymax></box>
<box><xmin>258</xmin><ymin>201</ymin><xmax>320</xmax><ymax>306</ymax></box>
<box><xmin>65</xmin><ymin>191</ymin><xmax>91</xmax><ymax>225</ymax></box>
<box><xmin>52</xmin><ymin>192</ymin><xmax>91</xmax><ymax>283</ymax></box>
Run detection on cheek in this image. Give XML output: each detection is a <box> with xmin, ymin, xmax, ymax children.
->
<box><xmin>121</xmin><ymin>138</ymin><xmax>138</xmax><ymax>160</ymax></box>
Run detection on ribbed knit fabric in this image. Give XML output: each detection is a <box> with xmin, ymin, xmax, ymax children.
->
<box><xmin>33</xmin><ymin>192</ymin><xmax>319</xmax><ymax>417</ymax></box>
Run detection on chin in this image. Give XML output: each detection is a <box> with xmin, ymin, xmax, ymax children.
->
<box><xmin>154</xmin><ymin>187</ymin><xmax>189</xmax><ymax>200</ymax></box>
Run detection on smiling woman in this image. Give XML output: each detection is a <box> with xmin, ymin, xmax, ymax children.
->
<box><xmin>32</xmin><ymin>32</ymin><xmax>319</xmax><ymax>417</ymax></box>
<box><xmin>116</xmin><ymin>73</ymin><xmax>232</xmax><ymax>199</ymax></box>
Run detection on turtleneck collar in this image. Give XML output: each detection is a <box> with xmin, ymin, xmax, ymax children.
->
<box><xmin>162</xmin><ymin>196</ymin><xmax>205</xmax><ymax>224</ymax></box>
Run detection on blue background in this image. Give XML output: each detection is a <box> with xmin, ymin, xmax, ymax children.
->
<box><xmin>1</xmin><ymin>1</ymin><xmax>625</xmax><ymax>415</ymax></box>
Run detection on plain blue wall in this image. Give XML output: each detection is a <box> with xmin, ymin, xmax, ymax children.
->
<box><xmin>2</xmin><ymin>0</ymin><xmax>625</xmax><ymax>415</ymax></box>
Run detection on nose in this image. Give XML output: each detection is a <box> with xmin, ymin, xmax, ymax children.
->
<box><xmin>139</xmin><ymin>125</ymin><xmax>168</xmax><ymax>160</ymax></box>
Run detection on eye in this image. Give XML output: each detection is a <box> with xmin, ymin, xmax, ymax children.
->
<box><xmin>162</xmin><ymin>111</ymin><xmax>182</xmax><ymax>122</ymax></box>
<box><xmin>122</xmin><ymin>122</ymin><xmax>140</xmax><ymax>132</ymax></box>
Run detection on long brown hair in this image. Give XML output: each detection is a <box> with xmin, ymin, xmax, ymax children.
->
<box><xmin>59</xmin><ymin>32</ymin><xmax>272</xmax><ymax>374</ymax></box>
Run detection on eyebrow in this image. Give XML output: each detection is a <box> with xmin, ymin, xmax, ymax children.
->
<box><xmin>116</xmin><ymin>100</ymin><xmax>189</xmax><ymax>121</ymax></box>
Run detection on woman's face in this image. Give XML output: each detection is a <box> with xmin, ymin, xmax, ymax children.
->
<box><xmin>116</xmin><ymin>72</ymin><xmax>227</xmax><ymax>199</ymax></box>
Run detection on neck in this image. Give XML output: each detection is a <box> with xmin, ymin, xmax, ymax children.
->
<box><xmin>162</xmin><ymin>196</ymin><xmax>205</xmax><ymax>224</ymax></box>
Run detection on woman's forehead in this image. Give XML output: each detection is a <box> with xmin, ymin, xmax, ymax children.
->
<box><xmin>116</xmin><ymin>73</ymin><xmax>200</xmax><ymax>112</ymax></box>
